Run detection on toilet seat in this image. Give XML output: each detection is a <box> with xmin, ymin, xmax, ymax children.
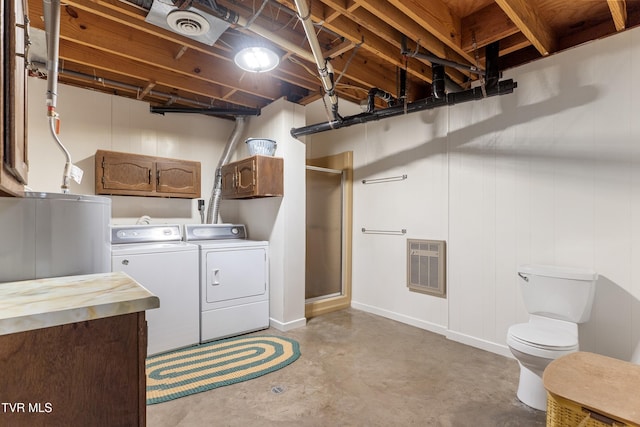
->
<box><xmin>507</xmin><ymin>323</ymin><xmax>578</xmax><ymax>359</ymax></box>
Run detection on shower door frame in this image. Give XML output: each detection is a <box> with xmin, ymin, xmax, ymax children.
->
<box><xmin>305</xmin><ymin>151</ymin><xmax>353</xmax><ymax>319</ymax></box>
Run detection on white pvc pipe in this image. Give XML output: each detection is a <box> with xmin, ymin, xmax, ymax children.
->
<box><xmin>292</xmin><ymin>0</ymin><xmax>339</xmax><ymax>113</ymax></box>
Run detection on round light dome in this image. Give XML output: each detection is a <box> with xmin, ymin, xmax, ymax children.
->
<box><xmin>234</xmin><ymin>46</ymin><xmax>280</xmax><ymax>73</ymax></box>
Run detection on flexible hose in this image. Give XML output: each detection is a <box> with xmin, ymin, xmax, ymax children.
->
<box><xmin>206</xmin><ymin>116</ymin><xmax>248</xmax><ymax>223</ymax></box>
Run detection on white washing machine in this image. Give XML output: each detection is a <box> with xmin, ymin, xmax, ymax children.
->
<box><xmin>111</xmin><ymin>224</ymin><xmax>199</xmax><ymax>356</ymax></box>
<box><xmin>184</xmin><ymin>224</ymin><xmax>269</xmax><ymax>343</ymax></box>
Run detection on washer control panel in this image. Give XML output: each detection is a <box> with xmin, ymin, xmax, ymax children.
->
<box><xmin>111</xmin><ymin>224</ymin><xmax>183</xmax><ymax>244</ymax></box>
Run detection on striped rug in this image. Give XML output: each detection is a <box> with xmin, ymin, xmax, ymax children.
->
<box><xmin>146</xmin><ymin>335</ymin><xmax>300</xmax><ymax>405</ymax></box>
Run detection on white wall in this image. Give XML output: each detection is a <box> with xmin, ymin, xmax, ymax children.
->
<box><xmin>306</xmin><ymin>26</ymin><xmax>640</xmax><ymax>361</ymax></box>
<box><xmin>26</xmin><ymin>80</ymin><xmax>307</xmax><ymax>334</ymax></box>
<box><xmin>221</xmin><ymin>98</ymin><xmax>307</xmax><ymax>331</ymax></box>
<box><xmin>26</xmin><ymin>77</ymin><xmax>234</xmax><ymax>224</ymax></box>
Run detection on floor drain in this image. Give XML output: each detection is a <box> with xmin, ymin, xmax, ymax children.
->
<box><xmin>271</xmin><ymin>385</ymin><xmax>285</xmax><ymax>394</ymax></box>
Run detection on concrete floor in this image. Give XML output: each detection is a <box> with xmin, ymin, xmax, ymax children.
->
<box><xmin>147</xmin><ymin>309</ymin><xmax>546</xmax><ymax>426</ymax></box>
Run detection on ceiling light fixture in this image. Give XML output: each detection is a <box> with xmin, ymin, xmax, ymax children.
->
<box><xmin>234</xmin><ymin>46</ymin><xmax>280</xmax><ymax>73</ymax></box>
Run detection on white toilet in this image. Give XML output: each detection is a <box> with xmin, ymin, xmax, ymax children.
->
<box><xmin>507</xmin><ymin>264</ymin><xmax>598</xmax><ymax>411</ymax></box>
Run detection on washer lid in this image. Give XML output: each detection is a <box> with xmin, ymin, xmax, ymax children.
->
<box><xmin>508</xmin><ymin>323</ymin><xmax>578</xmax><ymax>349</ymax></box>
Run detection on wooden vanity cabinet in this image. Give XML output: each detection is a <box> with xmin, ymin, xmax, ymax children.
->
<box><xmin>95</xmin><ymin>149</ymin><xmax>201</xmax><ymax>198</ymax></box>
<box><xmin>221</xmin><ymin>155</ymin><xmax>283</xmax><ymax>199</ymax></box>
<box><xmin>0</xmin><ymin>312</ymin><xmax>148</xmax><ymax>426</ymax></box>
<box><xmin>0</xmin><ymin>0</ymin><xmax>29</xmax><ymax>196</ymax></box>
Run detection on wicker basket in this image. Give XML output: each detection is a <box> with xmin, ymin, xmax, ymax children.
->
<box><xmin>246</xmin><ymin>138</ymin><xmax>276</xmax><ymax>156</ymax></box>
<box><xmin>546</xmin><ymin>393</ymin><xmax>627</xmax><ymax>427</ymax></box>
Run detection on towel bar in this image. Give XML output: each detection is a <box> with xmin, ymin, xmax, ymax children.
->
<box><xmin>361</xmin><ymin>228</ymin><xmax>406</xmax><ymax>235</ymax></box>
<box><xmin>362</xmin><ymin>174</ymin><xmax>407</xmax><ymax>184</ymax></box>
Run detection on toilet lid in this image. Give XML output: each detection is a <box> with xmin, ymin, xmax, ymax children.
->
<box><xmin>508</xmin><ymin>323</ymin><xmax>578</xmax><ymax>350</ymax></box>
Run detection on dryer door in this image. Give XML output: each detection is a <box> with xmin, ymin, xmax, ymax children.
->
<box><xmin>205</xmin><ymin>247</ymin><xmax>267</xmax><ymax>303</ymax></box>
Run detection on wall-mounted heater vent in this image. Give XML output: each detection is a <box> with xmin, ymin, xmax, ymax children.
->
<box><xmin>407</xmin><ymin>239</ymin><xmax>446</xmax><ymax>298</ymax></box>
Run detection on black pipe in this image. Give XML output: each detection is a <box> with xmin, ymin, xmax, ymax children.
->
<box><xmin>366</xmin><ymin>88</ymin><xmax>397</xmax><ymax>113</ymax></box>
<box><xmin>150</xmin><ymin>106</ymin><xmax>261</xmax><ymax>116</ymax></box>
<box><xmin>290</xmin><ymin>79</ymin><xmax>517</xmax><ymax>138</ymax></box>
<box><xmin>432</xmin><ymin>64</ymin><xmax>445</xmax><ymax>99</ymax></box>
<box><xmin>401</xmin><ymin>37</ymin><xmax>484</xmax><ymax>76</ymax></box>
<box><xmin>485</xmin><ymin>42</ymin><xmax>500</xmax><ymax>91</ymax></box>
<box><xmin>398</xmin><ymin>67</ymin><xmax>407</xmax><ymax>101</ymax></box>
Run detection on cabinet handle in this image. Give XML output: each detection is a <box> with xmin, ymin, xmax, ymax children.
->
<box><xmin>148</xmin><ymin>170</ymin><xmax>152</xmax><ymax>184</ymax></box>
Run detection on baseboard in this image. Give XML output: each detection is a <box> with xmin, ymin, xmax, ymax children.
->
<box><xmin>269</xmin><ymin>316</ymin><xmax>307</xmax><ymax>331</ymax></box>
<box><xmin>351</xmin><ymin>301</ymin><xmax>514</xmax><ymax>359</ymax></box>
<box><xmin>350</xmin><ymin>301</ymin><xmax>448</xmax><ymax>336</ymax></box>
<box><xmin>445</xmin><ymin>330</ymin><xmax>514</xmax><ymax>359</ymax></box>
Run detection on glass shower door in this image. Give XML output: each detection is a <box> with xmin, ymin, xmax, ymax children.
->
<box><xmin>305</xmin><ymin>166</ymin><xmax>343</xmax><ymax>301</ymax></box>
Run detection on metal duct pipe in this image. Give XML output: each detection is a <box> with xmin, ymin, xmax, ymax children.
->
<box><xmin>31</xmin><ymin>61</ymin><xmax>260</xmax><ymax>114</ymax></box>
<box><xmin>151</xmin><ymin>106</ymin><xmax>261</xmax><ymax>116</ymax></box>
<box><xmin>43</xmin><ymin>0</ymin><xmax>73</xmax><ymax>193</ymax></box>
<box><xmin>206</xmin><ymin>116</ymin><xmax>248</xmax><ymax>223</ymax></box>
<box><xmin>290</xmin><ymin>79</ymin><xmax>517</xmax><ymax>138</ymax></box>
<box><xmin>293</xmin><ymin>0</ymin><xmax>340</xmax><ymax>120</ymax></box>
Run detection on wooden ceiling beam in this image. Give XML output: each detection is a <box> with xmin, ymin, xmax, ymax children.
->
<box><xmin>29</xmin><ymin>1</ymin><xmax>283</xmax><ymax>101</ymax></box>
<box><xmin>460</xmin><ymin>3</ymin><xmax>521</xmax><ymax>52</ymax></box>
<box><xmin>386</xmin><ymin>0</ymin><xmax>475</xmax><ymax>64</ymax></box>
<box><xmin>354</xmin><ymin>0</ymin><xmax>472</xmax><ymax>74</ymax></box>
<box><xmin>607</xmin><ymin>0</ymin><xmax>627</xmax><ymax>31</ymax></box>
<box><xmin>57</xmin><ymin>0</ymin><xmax>223</xmax><ymax>57</ymax></box>
<box><xmin>275</xmin><ymin>0</ymin><xmax>432</xmax><ymax>86</ymax></box>
<box><xmin>494</xmin><ymin>0</ymin><xmax>556</xmax><ymax>56</ymax></box>
<box><xmin>55</xmin><ymin>40</ymin><xmax>224</xmax><ymax>97</ymax></box>
<box><xmin>320</xmin><ymin>0</ymin><xmax>468</xmax><ymax>86</ymax></box>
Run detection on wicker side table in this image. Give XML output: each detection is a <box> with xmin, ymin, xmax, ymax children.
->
<box><xmin>543</xmin><ymin>352</ymin><xmax>640</xmax><ymax>427</ymax></box>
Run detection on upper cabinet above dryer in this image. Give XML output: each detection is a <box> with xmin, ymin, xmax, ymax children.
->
<box><xmin>221</xmin><ymin>155</ymin><xmax>283</xmax><ymax>199</ymax></box>
<box><xmin>95</xmin><ymin>149</ymin><xmax>201</xmax><ymax>198</ymax></box>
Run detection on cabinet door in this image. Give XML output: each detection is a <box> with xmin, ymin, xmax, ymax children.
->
<box><xmin>0</xmin><ymin>0</ymin><xmax>29</xmax><ymax>195</ymax></box>
<box><xmin>98</xmin><ymin>151</ymin><xmax>155</xmax><ymax>194</ymax></box>
<box><xmin>235</xmin><ymin>157</ymin><xmax>256</xmax><ymax>197</ymax></box>
<box><xmin>220</xmin><ymin>163</ymin><xmax>237</xmax><ymax>197</ymax></box>
<box><xmin>156</xmin><ymin>160</ymin><xmax>201</xmax><ymax>198</ymax></box>
<box><xmin>0</xmin><ymin>313</ymin><xmax>146</xmax><ymax>426</ymax></box>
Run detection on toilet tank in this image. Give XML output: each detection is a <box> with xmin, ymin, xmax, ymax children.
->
<box><xmin>517</xmin><ymin>264</ymin><xmax>598</xmax><ymax>323</ymax></box>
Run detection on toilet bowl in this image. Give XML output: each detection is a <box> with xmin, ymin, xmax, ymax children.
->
<box><xmin>507</xmin><ymin>316</ymin><xmax>579</xmax><ymax>410</ymax></box>
<box><xmin>507</xmin><ymin>264</ymin><xmax>598</xmax><ymax>411</ymax></box>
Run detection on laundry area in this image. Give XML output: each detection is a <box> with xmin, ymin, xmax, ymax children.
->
<box><xmin>3</xmin><ymin>0</ymin><xmax>640</xmax><ymax>425</ymax></box>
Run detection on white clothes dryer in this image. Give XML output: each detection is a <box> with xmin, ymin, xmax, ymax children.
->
<box><xmin>184</xmin><ymin>224</ymin><xmax>269</xmax><ymax>343</ymax></box>
<box><xmin>111</xmin><ymin>224</ymin><xmax>199</xmax><ymax>356</ymax></box>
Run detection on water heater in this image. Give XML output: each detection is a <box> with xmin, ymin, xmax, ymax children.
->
<box><xmin>0</xmin><ymin>192</ymin><xmax>111</xmax><ymax>283</ymax></box>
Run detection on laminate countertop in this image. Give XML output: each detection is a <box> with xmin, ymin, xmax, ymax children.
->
<box><xmin>0</xmin><ymin>271</ymin><xmax>159</xmax><ymax>336</ymax></box>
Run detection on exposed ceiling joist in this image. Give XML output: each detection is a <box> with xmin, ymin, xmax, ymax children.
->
<box><xmin>608</xmin><ymin>0</ymin><xmax>628</xmax><ymax>31</ymax></box>
<box><xmin>26</xmin><ymin>0</ymin><xmax>640</xmax><ymax>116</ymax></box>
<box><xmin>494</xmin><ymin>0</ymin><xmax>555</xmax><ymax>56</ymax></box>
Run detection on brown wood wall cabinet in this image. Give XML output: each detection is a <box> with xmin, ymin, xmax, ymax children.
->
<box><xmin>221</xmin><ymin>155</ymin><xmax>283</xmax><ymax>199</ymax></box>
<box><xmin>0</xmin><ymin>0</ymin><xmax>29</xmax><ymax>196</ymax></box>
<box><xmin>0</xmin><ymin>312</ymin><xmax>148</xmax><ymax>426</ymax></box>
<box><xmin>95</xmin><ymin>149</ymin><xmax>201</xmax><ymax>198</ymax></box>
